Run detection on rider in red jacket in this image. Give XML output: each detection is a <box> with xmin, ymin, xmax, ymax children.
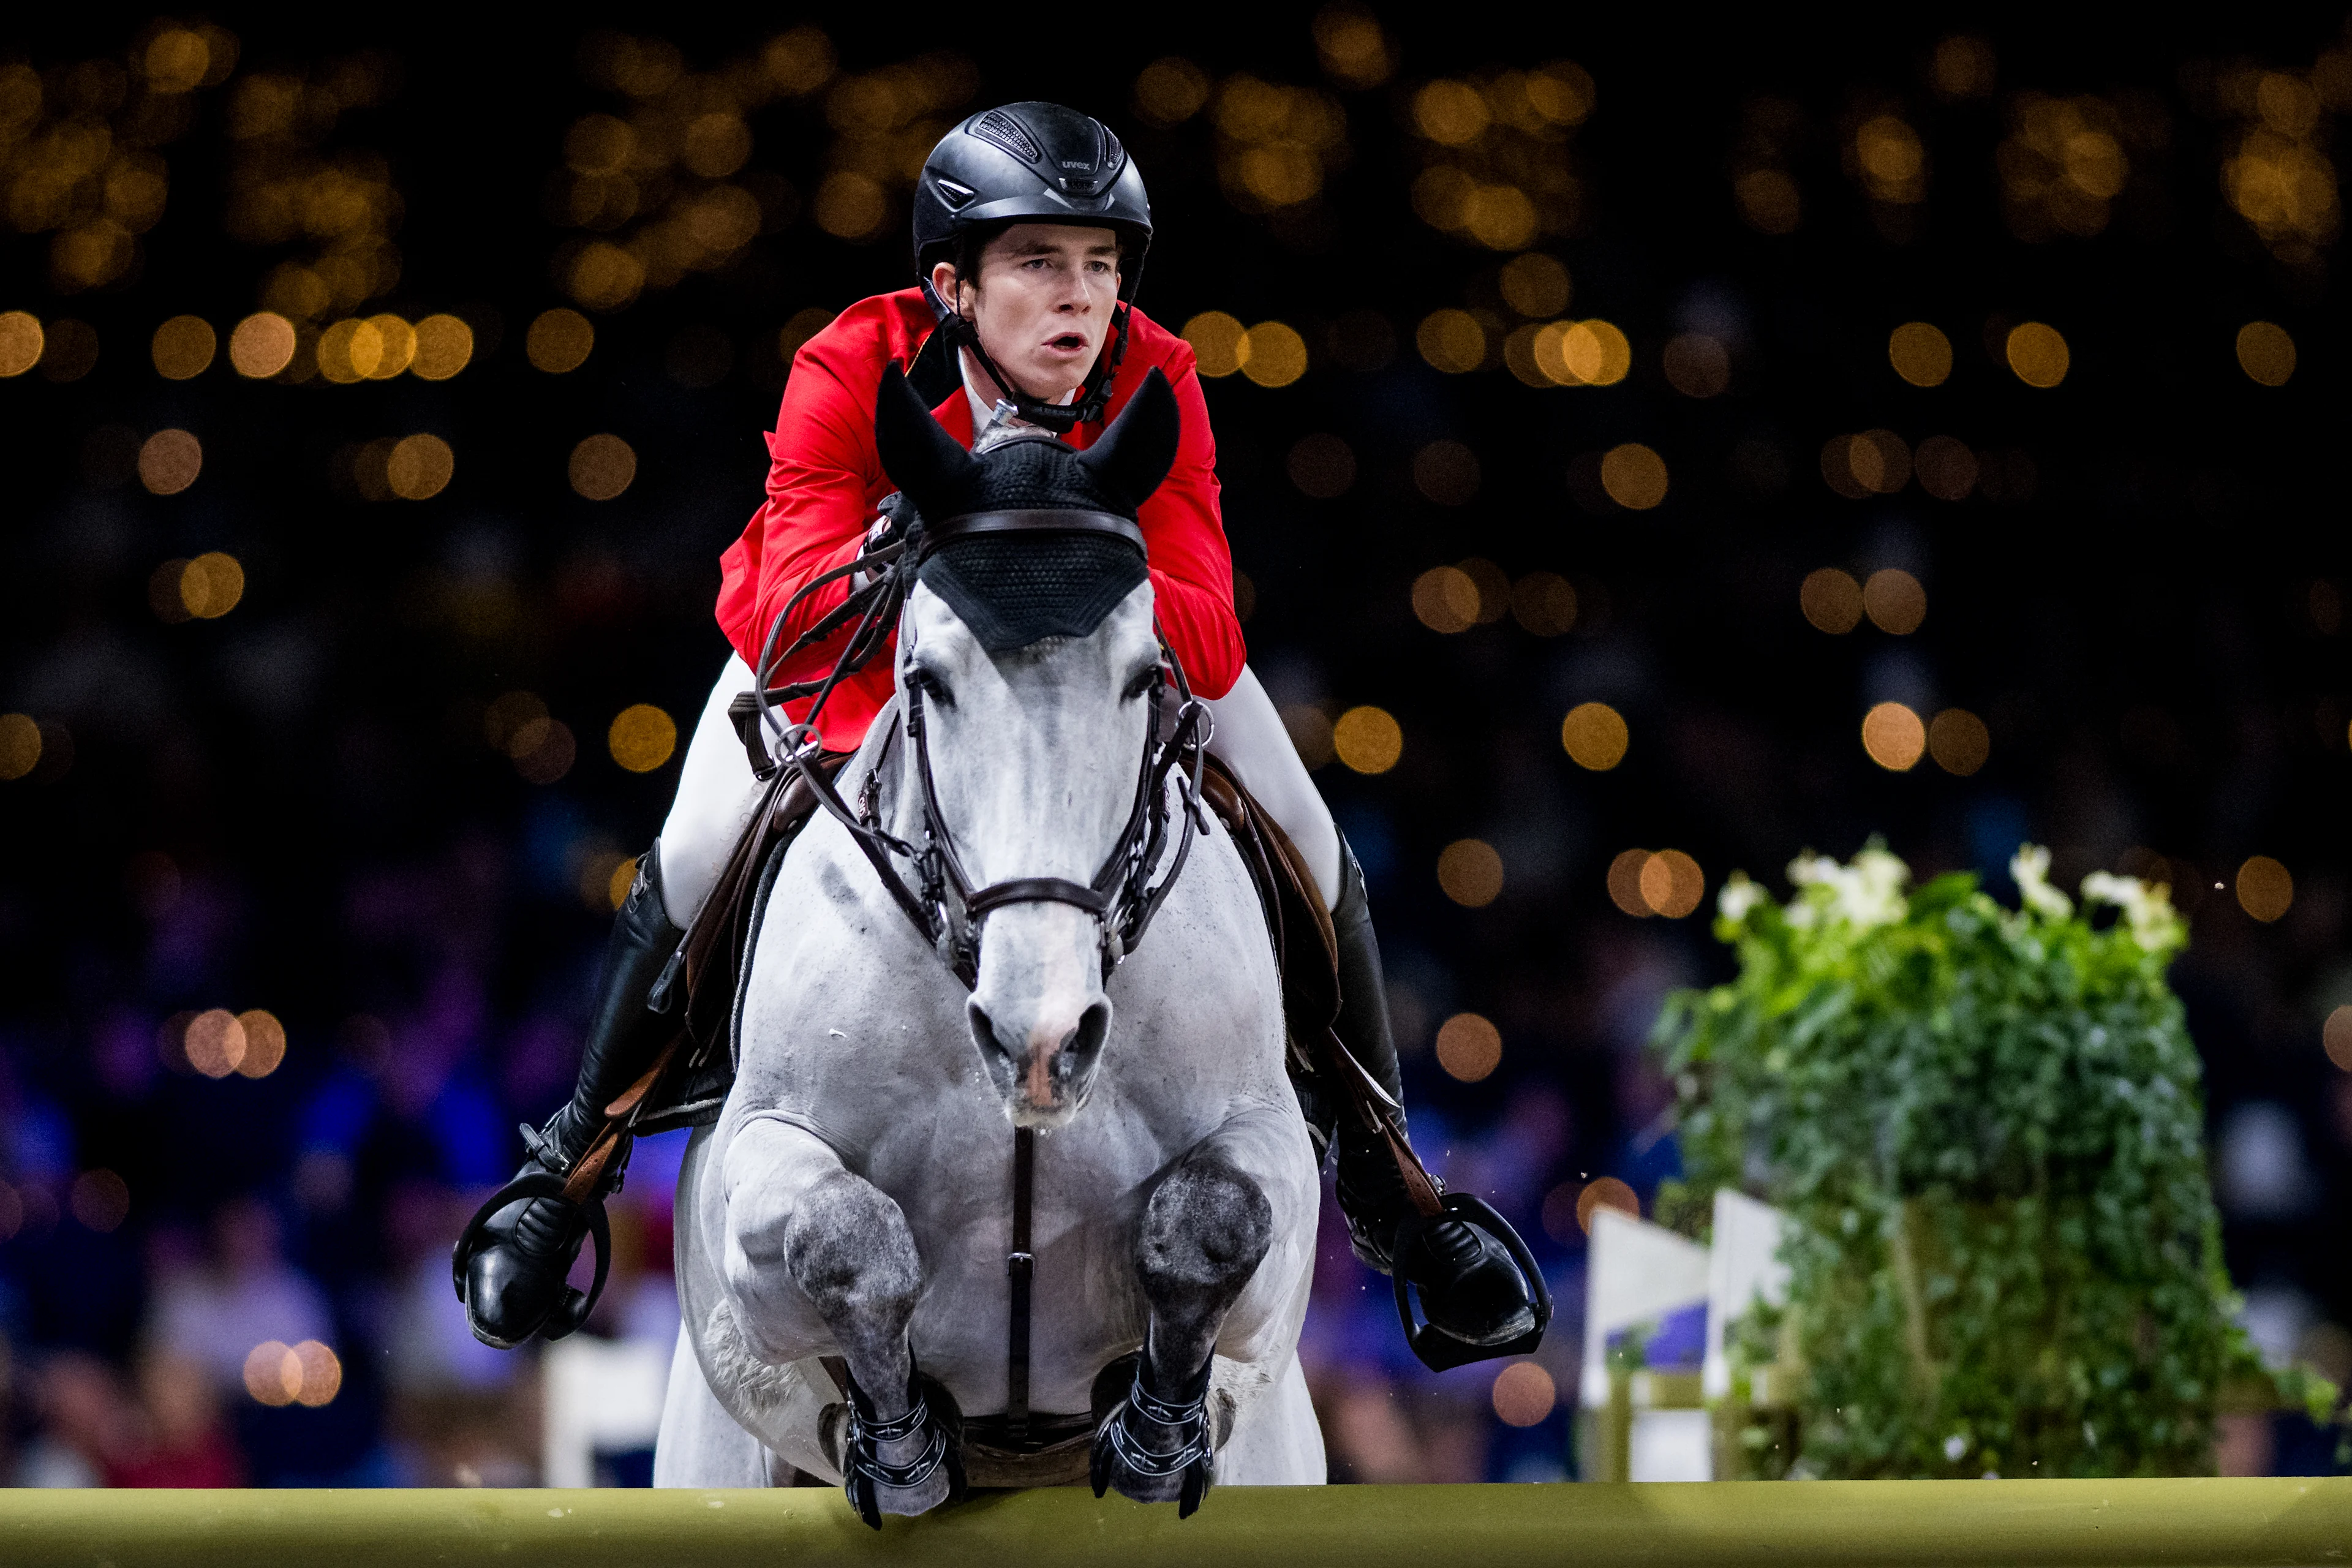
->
<box><xmin>458</xmin><ymin>102</ymin><xmax>1539</xmax><ymax>1368</ymax></box>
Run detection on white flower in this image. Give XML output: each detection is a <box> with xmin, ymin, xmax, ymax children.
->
<box><xmin>2011</xmin><ymin>843</ymin><xmax>2073</xmax><ymax>921</ymax></box>
<box><xmin>1717</xmin><ymin>872</ymin><xmax>1767</xmax><ymax>925</ymax></box>
<box><xmin>1785</xmin><ymin>845</ymin><xmax>1910</xmax><ymax>931</ymax></box>
<box><xmin>2081</xmin><ymin>870</ymin><xmax>2184</xmax><ymax>952</ymax></box>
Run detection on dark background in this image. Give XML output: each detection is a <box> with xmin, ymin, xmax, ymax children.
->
<box><xmin>1</xmin><ymin>7</ymin><xmax>2347</xmax><ymax>1485</ymax></box>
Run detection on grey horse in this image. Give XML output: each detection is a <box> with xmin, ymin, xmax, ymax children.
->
<box><xmin>651</xmin><ymin>370</ymin><xmax>1325</xmax><ymax>1513</ymax></box>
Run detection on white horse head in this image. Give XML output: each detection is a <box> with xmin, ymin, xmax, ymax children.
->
<box><xmin>901</xmin><ymin>580</ymin><xmax>1159</xmax><ymax>1125</ymax></box>
<box><xmin>875</xmin><ymin>363</ymin><xmax>1185</xmax><ymax>1128</ymax></box>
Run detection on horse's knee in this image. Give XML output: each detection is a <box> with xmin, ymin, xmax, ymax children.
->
<box><xmin>1138</xmin><ymin>1155</ymin><xmax>1273</xmax><ymax>1305</ymax></box>
<box><xmin>780</xmin><ymin>1171</ymin><xmax>921</xmax><ymax>1324</ymax></box>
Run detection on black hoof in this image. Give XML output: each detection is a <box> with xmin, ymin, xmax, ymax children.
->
<box><xmin>842</xmin><ymin>1371</ymin><xmax>963</xmax><ymax>1528</ymax></box>
<box><xmin>1090</xmin><ymin>1356</ymin><xmax>1215</xmax><ymax>1515</ymax></box>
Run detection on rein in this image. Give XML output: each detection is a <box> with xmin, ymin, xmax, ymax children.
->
<box><xmin>748</xmin><ymin>504</ymin><xmax>1212</xmax><ymax>992</ymax></box>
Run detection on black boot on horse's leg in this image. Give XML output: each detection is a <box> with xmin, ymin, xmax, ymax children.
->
<box><xmin>456</xmin><ymin>847</ymin><xmax>682</xmax><ymax>1349</ymax></box>
<box><xmin>1094</xmin><ymin>1151</ymin><xmax>1271</xmax><ymax>1515</ymax></box>
<box><xmin>1329</xmin><ymin>841</ymin><xmax>1540</xmax><ymax>1353</ymax></box>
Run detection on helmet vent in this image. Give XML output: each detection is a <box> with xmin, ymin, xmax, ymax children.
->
<box><xmin>934</xmin><ymin>176</ymin><xmax>976</xmax><ymax>209</ymax></box>
<box><xmin>972</xmin><ymin>110</ymin><xmax>1044</xmax><ymax>164</ymax></box>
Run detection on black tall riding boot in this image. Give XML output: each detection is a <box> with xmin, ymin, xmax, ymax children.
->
<box><xmin>1328</xmin><ymin>840</ymin><xmax>1540</xmax><ymax>1352</ymax></box>
<box><xmin>456</xmin><ymin>846</ymin><xmax>684</xmax><ymax>1348</ymax></box>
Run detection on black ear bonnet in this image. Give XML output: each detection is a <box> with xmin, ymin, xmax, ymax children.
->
<box><xmin>872</xmin><ymin>366</ymin><xmax>1180</xmax><ymax>653</ymax></box>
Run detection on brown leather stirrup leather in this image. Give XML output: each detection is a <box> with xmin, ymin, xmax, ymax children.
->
<box><xmin>1196</xmin><ymin>759</ymin><xmax>1442</xmax><ymax>1219</ymax></box>
<box><xmin>573</xmin><ymin>746</ymin><xmax>851</xmax><ymax>1154</ymax></box>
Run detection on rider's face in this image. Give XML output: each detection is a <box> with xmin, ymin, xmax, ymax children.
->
<box><xmin>930</xmin><ymin>224</ymin><xmax>1121</xmax><ymax>405</ymax></box>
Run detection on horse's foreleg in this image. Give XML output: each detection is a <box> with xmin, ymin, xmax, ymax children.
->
<box><xmin>723</xmin><ymin>1115</ymin><xmax>958</xmax><ymax>1525</ymax></box>
<box><xmin>1093</xmin><ymin>1136</ymin><xmax>1275</xmax><ymax>1514</ymax></box>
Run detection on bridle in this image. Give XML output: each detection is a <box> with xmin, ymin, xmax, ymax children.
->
<box><xmin>746</xmin><ymin>503</ymin><xmax>1212</xmax><ymax>992</ymax></box>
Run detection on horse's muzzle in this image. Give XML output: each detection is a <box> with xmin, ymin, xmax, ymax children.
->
<box><xmin>968</xmin><ymin>994</ymin><xmax>1111</xmax><ymax>1123</ymax></box>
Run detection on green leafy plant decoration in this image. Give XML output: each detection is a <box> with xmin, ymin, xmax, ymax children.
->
<box><xmin>1654</xmin><ymin>842</ymin><xmax>2339</xmax><ymax>1479</ymax></box>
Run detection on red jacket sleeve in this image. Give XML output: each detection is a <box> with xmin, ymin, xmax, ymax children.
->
<box><xmin>1124</xmin><ymin>336</ymin><xmax>1245</xmax><ymax>701</ymax></box>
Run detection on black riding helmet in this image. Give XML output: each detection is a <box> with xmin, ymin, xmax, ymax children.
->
<box><xmin>912</xmin><ymin>102</ymin><xmax>1152</xmax><ymax>434</ymax></box>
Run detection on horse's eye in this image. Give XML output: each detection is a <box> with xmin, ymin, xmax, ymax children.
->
<box><xmin>1123</xmin><ymin>666</ymin><xmax>1161</xmax><ymax>702</ymax></box>
<box><xmin>911</xmin><ymin>669</ymin><xmax>954</xmax><ymax>709</ymax></box>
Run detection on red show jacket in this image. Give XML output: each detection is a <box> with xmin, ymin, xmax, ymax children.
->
<box><xmin>714</xmin><ymin>288</ymin><xmax>1247</xmax><ymax>752</ymax></box>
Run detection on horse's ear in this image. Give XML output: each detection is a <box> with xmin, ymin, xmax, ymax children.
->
<box><xmin>873</xmin><ymin>362</ymin><xmax>978</xmax><ymax>507</ymax></box>
<box><xmin>1076</xmin><ymin>369</ymin><xmax>1180</xmax><ymax>510</ymax></box>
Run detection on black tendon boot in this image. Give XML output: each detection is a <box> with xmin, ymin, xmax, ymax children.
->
<box><xmin>1328</xmin><ymin>841</ymin><xmax>1540</xmax><ymax>1353</ymax></box>
<box><xmin>456</xmin><ymin>847</ymin><xmax>685</xmax><ymax>1348</ymax></box>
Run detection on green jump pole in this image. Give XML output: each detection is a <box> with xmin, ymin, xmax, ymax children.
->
<box><xmin>0</xmin><ymin>1478</ymin><xmax>2344</xmax><ymax>1568</ymax></box>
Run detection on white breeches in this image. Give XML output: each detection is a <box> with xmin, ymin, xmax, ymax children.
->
<box><xmin>655</xmin><ymin>656</ymin><xmax>1342</xmax><ymax>928</ymax></box>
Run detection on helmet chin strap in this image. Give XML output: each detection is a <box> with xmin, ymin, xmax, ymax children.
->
<box><xmin>924</xmin><ymin>281</ymin><xmax>1131</xmax><ymax>437</ymax></box>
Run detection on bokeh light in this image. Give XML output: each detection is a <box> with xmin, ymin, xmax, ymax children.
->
<box><xmin>1561</xmin><ymin>702</ymin><xmax>1629</xmax><ymax>769</ymax></box>
<box><xmin>2237</xmin><ymin>856</ymin><xmax>2294</xmax><ymax>922</ymax></box>
<box><xmin>1607</xmin><ymin>850</ymin><xmax>1653</xmax><ymax>916</ymax></box>
<box><xmin>184</xmin><ymin>1008</ymin><xmax>247</xmax><ymax>1077</ymax></box>
<box><xmin>1133</xmin><ymin>58</ymin><xmax>1211</xmax><ymax>127</ymax></box>
<box><xmin>235</xmin><ymin>1009</ymin><xmax>287</xmax><ymax>1078</ymax></box>
<box><xmin>386</xmin><ymin>435</ymin><xmax>454</xmax><ymax>500</ymax></box>
<box><xmin>243</xmin><ymin>1340</ymin><xmax>341</xmax><ymax>1408</ymax></box>
<box><xmin>1929</xmin><ymin>709</ymin><xmax>1991</xmax><ymax>775</ymax></box>
<box><xmin>1286</xmin><ymin>434</ymin><xmax>1355</xmax><ymax>498</ymax></box>
<box><xmin>138</xmin><ymin>429</ymin><xmax>203</xmax><ymax>495</ymax></box>
<box><xmin>1639</xmin><ymin>850</ymin><xmax>1706</xmax><ymax>918</ymax></box>
<box><xmin>527</xmin><ymin>308</ymin><xmax>595</xmax><ymax>373</ymax></box>
<box><xmin>2324</xmin><ymin>1006</ymin><xmax>2352</xmax><ymax>1071</ymax></box>
<box><xmin>1600</xmin><ymin>443</ymin><xmax>1668</xmax><ymax>508</ymax></box>
<box><xmin>570</xmin><ymin>434</ymin><xmax>637</xmax><ymax>500</ymax></box>
<box><xmin>1559</xmin><ymin>320</ymin><xmax>1630</xmax><ymax>385</ymax></box>
<box><xmin>411</xmin><ymin>314</ymin><xmax>475</xmax><ymax>380</ymax></box>
<box><xmin>1182</xmin><ymin>311</ymin><xmax>1248</xmax><ymax>378</ymax></box>
<box><xmin>1436</xmin><ymin>1012</ymin><xmax>1502</xmax><ymax>1082</ymax></box>
<box><xmin>1332</xmin><ymin>706</ymin><xmax>1402</xmax><ymax>774</ymax></box>
<box><xmin>608</xmin><ymin>704</ymin><xmax>678</xmax><ymax>772</ymax></box>
<box><xmin>513</xmin><ymin>720</ymin><xmax>578</xmax><ymax>785</ymax></box>
<box><xmin>151</xmin><ymin>315</ymin><xmax>216</xmax><ymax>379</ymax></box>
<box><xmin>1863</xmin><ymin>568</ymin><xmax>1926</xmax><ymax>633</ymax></box>
<box><xmin>1412</xmin><ymin>440</ymin><xmax>1480</xmax><ymax>505</ymax></box>
<box><xmin>1416</xmin><ymin>309</ymin><xmax>1486</xmax><ymax>374</ymax></box>
<box><xmin>1862</xmin><ymin>702</ymin><xmax>1928</xmax><ymax>771</ymax></box>
<box><xmin>363</xmin><ymin>314</ymin><xmax>416</xmax><ymax>378</ymax></box>
<box><xmin>228</xmin><ymin>312</ymin><xmax>296</xmax><ymax>377</ymax></box>
<box><xmin>1511</xmin><ymin>572</ymin><xmax>1577</xmax><ymax>636</ymax></box>
<box><xmin>1662</xmin><ymin>334</ymin><xmax>1729</xmax><ymax>398</ymax></box>
<box><xmin>68</xmin><ymin>1169</ymin><xmax>129</xmax><ymax>1233</ymax></box>
<box><xmin>1801</xmin><ymin>568</ymin><xmax>1864</xmax><ymax>633</ymax></box>
<box><xmin>1498</xmin><ymin>253</ymin><xmax>1570</xmax><ymax>317</ymax></box>
<box><xmin>2236</xmin><ymin>321</ymin><xmax>2296</xmax><ymax>386</ymax></box>
<box><xmin>1889</xmin><ymin>321</ymin><xmax>1953</xmax><ymax>386</ymax></box>
<box><xmin>0</xmin><ymin>312</ymin><xmax>42</xmax><ymax>376</ymax></box>
<box><xmin>1437</xmin><ymin>839</ymin><xmax>1505</xmax><ymax>908</ymax></box>
<box><xmin>0</xmin><ymin>714</ymin><xmax>40</xmax><ymax>782</ymax></box>
<box><xmin>1915</xmin><ymin>436</ymin><xmax>1979</xmax><ymax>500</ymax></box>
<box><xmin>1575</xmin><ymin>1177</ymin><xmax>1640</xmax><ymax>1233</ymax></box>
<box><xmin>1491</xmin><ymin>1362</ymin><xmax>1556</xmax><ymax>1427</ymax></box>
<box><xmin>1412</xmin><ymin>567</ymin><xmax>1480</xmax><ymax>634</ymax></box>
<box><xmin>179</xmin><ymin>554</ymin><xmax>245</xmax><ymax>619</ymax></box>
<box><xmin>1239</xmin><ymin>322</ymin><xmax>1306</xmax><ymax>387</ymax></box>
<box><xmin>2005</xmin><ymin>321</ymin><xmax>2070</xmax><ymax>387</ymax></box>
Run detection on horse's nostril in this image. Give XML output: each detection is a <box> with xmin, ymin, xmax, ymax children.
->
<box><xmin>1071</xmin><ymin>1000</ymin><xmax>1111</xmax><ymax>1060</ymax></box>
<box><xmin>967</xmin><ymin>1000</ymin><xmax>1012</xmax><ymax>1062</ymax></box>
